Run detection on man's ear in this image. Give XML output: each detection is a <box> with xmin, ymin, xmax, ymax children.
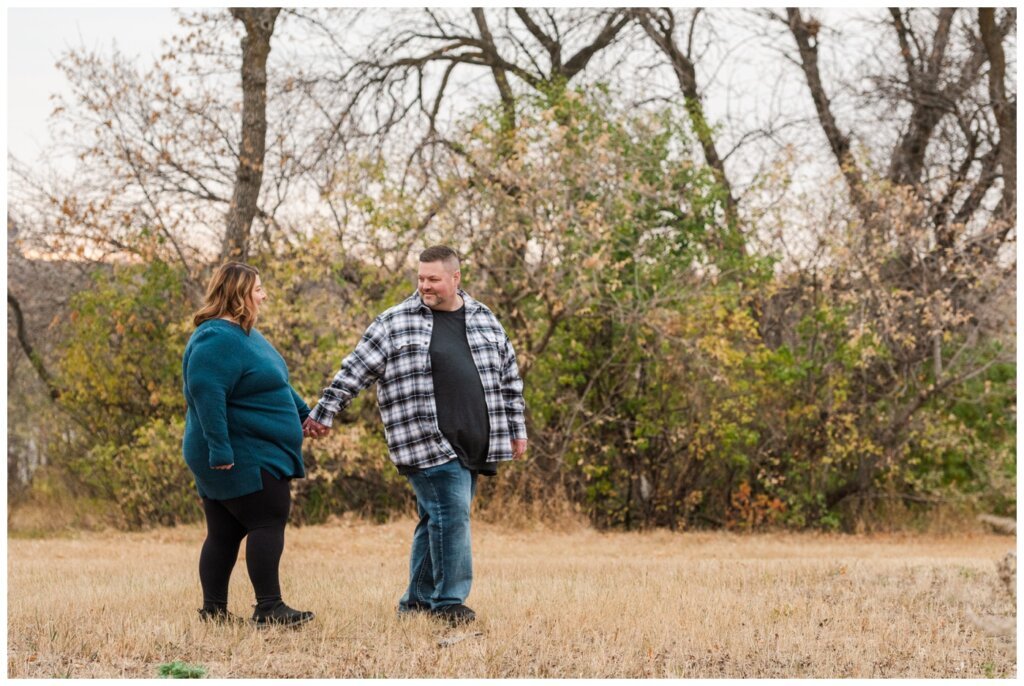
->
<box><xmin>453</xmin><ymin>270</ymin><xmax>461</xmax><ymax>286</ymax></box>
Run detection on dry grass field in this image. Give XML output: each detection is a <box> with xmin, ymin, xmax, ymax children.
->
<box><xmin>6</xmin><ymin>519</ymin><xmax>1016</xmax><ymax>678</ymax></box>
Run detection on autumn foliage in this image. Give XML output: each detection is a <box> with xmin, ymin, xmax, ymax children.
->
<box><xmin>7</xmin><ymin>9</ymin><xmax>1014</xmax><ymax>532</ymax></box>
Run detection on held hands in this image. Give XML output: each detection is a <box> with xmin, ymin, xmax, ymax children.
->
<box><xmin>303</xmin><ymin>417</ymin><xmax>330</xmax><ymax>439</ymax></box>
<box><xmin>511</xmin><ymin>438</ymin><xmax>527</xmax><ymax>459</ymax></box>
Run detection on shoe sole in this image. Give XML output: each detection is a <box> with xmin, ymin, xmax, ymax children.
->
<box><xmin>199</xmin><ymin>611</ymin><xmax>245</xmax><ymax>625</ymax></box>
<box><xmin>431</xmin><ymin>613</ymin><xmax>476</xmax><ymax>627</ymax></box>
<box><xmin>440</xmin><ymin>619</ymin><xmax>476</xmax><ymax>628</ymax></box>
<box><xmin>251</xmin><ymin>613</ymin><xmax>315</xmax><ymax>629</ymax></box>
<box><xmin>397</xmin><ymin>607</ymin><xmax>431</xmax><ymax>617</ymax></box>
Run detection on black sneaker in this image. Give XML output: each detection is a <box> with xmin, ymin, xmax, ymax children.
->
<box><xmin>251</xmin><ymin>601</ymin><xmax>315</xmax><ymax>628</ymax></box>
<box><xmin>431</xmin><ymin>604</ymin><xmax>476</xmax><ymax>626</ymax></box>
<box><xmin>198</xmin><ymin>606</ymin><xmax>244</xmax><ymax>624</ymax></box>
<box><xmin>398</xmin><ymin>601</ymin><xmax>432</xmax><ymax>616</ymax></box>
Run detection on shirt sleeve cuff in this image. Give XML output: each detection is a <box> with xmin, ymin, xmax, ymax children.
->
<box><xmin>209</xmin><ymin>448</ymin><xmax>235</xmax><ymax>467</ymax></box>
<box><xmin>309</xmin><ymin>402</ymin><xmax>335</xmax><ymax>427</ymax></box>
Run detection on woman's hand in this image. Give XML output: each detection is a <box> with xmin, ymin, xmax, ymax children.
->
<box><xmin>212</xmin><ymin>464</ymin><xmax>234</xmax><ymax>470</ymax></box>
<box><xmin>302</xmin><ymin>417</ymin><xmax>330</xmax><ymax>438</ymax></box>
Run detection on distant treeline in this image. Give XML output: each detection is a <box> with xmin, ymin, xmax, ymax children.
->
<box><xmin>9</xmin><ymin>92</ymin><xmax>1014</xmax><ymax>532</ymax></box>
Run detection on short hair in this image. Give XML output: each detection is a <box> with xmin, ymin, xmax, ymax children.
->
<box><xmin>192</xmin><ymin>262</ymin><xmax>261</xmax><ymax>333</ymax></box>
<box><xmin>419</xmin><ymin>245</ymin><xmax>460</xmax><ymax>270</ymax></box>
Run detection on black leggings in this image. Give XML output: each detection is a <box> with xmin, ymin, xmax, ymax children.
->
<box><xmin>199</xmin><ymin>469</ymin><xmax>291</xmax><ymax>610</ymax></box>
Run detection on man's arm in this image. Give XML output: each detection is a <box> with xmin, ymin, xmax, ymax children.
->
<box><xmin>307</xmin><ymin>316</ymin><xmax>391</xmax><ymax>430</ymax></box>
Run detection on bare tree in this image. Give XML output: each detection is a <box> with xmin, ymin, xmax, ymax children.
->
<box><xmin>632</xmin><ymin>8</ymin><xmax>739</xmax><ymax>228</ymax></box>
<box><xmin>775</xmin><ymin>7</ymin><xmax>1016</xmax><ymax>507</ymax></box>
<box><xmin>287</xmin><ymin>9</ymin><xmax>636</xmax><ymax>177</ymax></box>
<box><xmin>784</xmin><ymin>7</ymin><xmax>1015</xmax><ymax>243</ymax></box>
<box><xmin>9</xmin><ymin>8</ymin><xmax>309</xmax><ymax>279</ymax></box>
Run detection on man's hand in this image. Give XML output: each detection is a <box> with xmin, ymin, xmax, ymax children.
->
<box><xmin>212</xmin><ymin>464</ymin><xmax>234</xmax><ymax>470</ymax></box>
<box><xmin>303</xmin><ymin>417</ymin><xmax>330</xmax><ymax>439</ymax></box>
<box><xmin>511</xmin><ymin>438</ymin><xmax>527</xmax><ymax>459</ymax></box>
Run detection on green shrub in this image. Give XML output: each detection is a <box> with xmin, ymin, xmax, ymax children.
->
<box><xmin>70</xmin><ymin>417</ymin><xmax>201</xmax><ymax>530</ymax></box>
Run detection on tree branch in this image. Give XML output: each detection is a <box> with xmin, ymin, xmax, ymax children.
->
<box><xmin>7</xmin><ymin>292</ymin><xmax>60</xmax><ymax>402</ymax></box>
<box><xmin>560</xmin><ymin>11</ymin><xmax>631</xmax><ymax>81</ymax></box>
<box><xmin>634</xmin><ymin>8</ymin><xmax>738</xmax><ymax>228</ymax></box>
<box><xmin>514</xmin><ymin>8</ymin><xmax>561</xmax><ymax>72</ymax></box>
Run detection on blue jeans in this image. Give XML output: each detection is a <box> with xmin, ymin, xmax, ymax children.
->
<box><xmin>398</xmin><ymin>459</ymin><xmax>478</xmax><ymax>611</ymax></box>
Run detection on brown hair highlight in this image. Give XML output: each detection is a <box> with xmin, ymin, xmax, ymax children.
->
<box><xmin>192</xmin><ymin>262</ymin><xmax>261</xmax><ymax>333</ymax></box>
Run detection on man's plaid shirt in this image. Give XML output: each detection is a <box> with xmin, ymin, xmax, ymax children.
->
<box><xmin>309</xmin><ymin>290</ymin><xmax>527</xmax><ymax>470</ymax></box>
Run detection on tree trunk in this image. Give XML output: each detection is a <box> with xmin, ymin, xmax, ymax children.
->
<box><xmin>473</xmin><ymin>9</ymin><xmax>517</xmax><ymax>134</ymax></box>
<box><xmin>223</xmin><ymin>8</ymin><xmax>280</xmax><ymax>262</ymax></box>
<box><xmin>978</xmin><ymin>8</ymin><xmax>1016</xmax><ymax>233</ymax></box>
<box><xmin>786</xmin><ymin>9</ymin><xmax>874</xmax><ymax>225</ymax></box>
<box><xmin>886</xmin><ymin>9</ymin><xmax>956</xmax><ymax>188</ymax></box>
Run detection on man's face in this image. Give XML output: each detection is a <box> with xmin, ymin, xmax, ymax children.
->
<box><xmin>417</xmin><ymin>259</ymin><xmax>460</xmax><ymax>310</ymax></box>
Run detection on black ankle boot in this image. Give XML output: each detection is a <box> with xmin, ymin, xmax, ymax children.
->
<box><xmin>251</xmin><ymin>600</ymin><xmax>315</xmax><ymax>627</ymax></box>
<box><xmin>431</xmin><ymin>603</ymin><xmax>476</xmax><ymax>627</ymax></box>
<box><xmin>397</xmin><ymin>601</ymin><xmax>431</xmax><ymax>616</ymax></box>
<box><xmin>198</xmin><ymin>605</ymin><xmax>243</xmax><ymax>624</ymax></box>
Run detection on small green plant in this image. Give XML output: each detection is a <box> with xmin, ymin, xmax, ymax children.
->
<box><xmin>157</xmin><ymin>661</ymin><xmax>207</xmax><ymax>679</ymax></box>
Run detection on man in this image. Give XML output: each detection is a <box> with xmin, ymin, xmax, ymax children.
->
<box><xmin>303</xmin><ymin>245</ymin><xmax>528</xmax><ymax>626</ymax></box>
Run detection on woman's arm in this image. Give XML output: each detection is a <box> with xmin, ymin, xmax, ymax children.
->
<box><xmin>185</xmin><ymin>332</ymin><xmax>244</xmax><ymax>468</ymax></box>
<box><xmin>290</xmin><ymin>386</ymin><xmax>311</xmax><ymax>423</ymax></box>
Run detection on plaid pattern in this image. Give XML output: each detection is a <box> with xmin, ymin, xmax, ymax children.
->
<box><xmin>309</xmin><ymin>290</ymin><xmax>527</xmax><ymax>469</ymax></box>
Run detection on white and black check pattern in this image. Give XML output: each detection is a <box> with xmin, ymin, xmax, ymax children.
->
<box><xmin>309</xmin><ymin>290</ymin><xmax>527</xmax><ymax>469</ymax></box>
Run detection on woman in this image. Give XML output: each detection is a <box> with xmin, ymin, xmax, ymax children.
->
<box><xmin>182</xmin><ymin>261</ymin><xmax>314</xmax><ymax>627</ymax></box>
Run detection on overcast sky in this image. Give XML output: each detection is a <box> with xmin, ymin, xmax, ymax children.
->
<box><xmin>10</xmin><ymin>6</ymin><xmax>835</xmax><ymax>183</ymax></box>
<box><xmin>7</xmin><ymin>7</ymin><xmax>178</xmax><ymax>165</ymax></box>
<box><xmin>3</xmin><ymin>4</ymin><xmax>931</xmax><ymax>236</ymax></box>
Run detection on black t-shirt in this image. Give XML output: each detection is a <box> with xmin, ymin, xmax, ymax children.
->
<box><xmin>400</xmin><ymin>304</ymin><xmax>495</xmax><ymax>477</ymax></box>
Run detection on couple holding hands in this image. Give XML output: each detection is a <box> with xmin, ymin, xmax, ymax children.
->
<box><xmin>182</xmin><ymin>246</ymin><xmax>527</xmax><ymax>627</ymax></box>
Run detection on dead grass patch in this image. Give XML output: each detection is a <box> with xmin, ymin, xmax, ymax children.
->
<box><xmin>7</xmin><ymin>520</ymin><xmax>1016</xmax><ymax>678</ymax></box>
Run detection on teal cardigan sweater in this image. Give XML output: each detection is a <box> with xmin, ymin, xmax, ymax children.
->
<box><xmin>182</xmin><ymin>318</ymin><xmax>310</xmax><ymax>500</ymax></box>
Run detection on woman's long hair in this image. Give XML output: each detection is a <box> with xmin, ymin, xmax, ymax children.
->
<box><xmin>192</xmin><ymin>262</ymin><xmax>260</xmax><ymax>333</ymax></box>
